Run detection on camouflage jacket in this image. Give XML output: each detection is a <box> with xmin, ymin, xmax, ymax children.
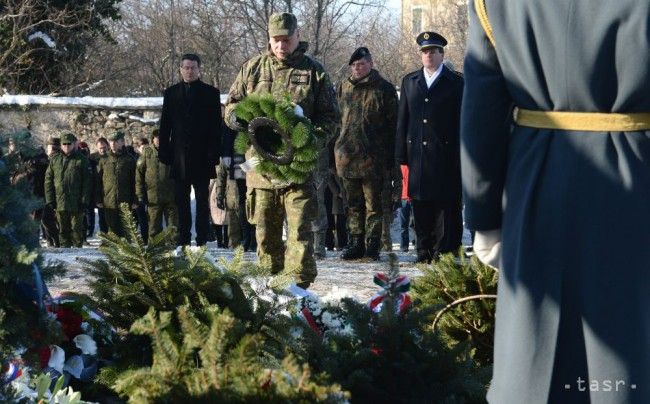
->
<box><xmin>335</xmin><ymin>69</ymin><xmax>398</xmax><ymax>178</ymax></box>
<box><xmin>136</xmin><ymin>145</ymin><xmax>174</xmax><ymax>205</ymax></box>
<box><xmin>96</xmin><ymin>150</ymin><xmax>137</xmax><ymax>209</ymax></box>
<box><xmin>225</xmin><ymin>41</ymin><xmax>340</xmax><ymax>189</ymax></box>
<box><xmin>44</xmin><ymin>150</ymin><xmax>92</xmax><ymax>211</ymax></box>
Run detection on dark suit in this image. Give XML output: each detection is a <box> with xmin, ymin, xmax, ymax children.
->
<box><xmin>159</xmin><ymin>80</ymin><xmax>221</xmax><ymax>246</ymax></box>
<box><xmin>395</xmin><ymin>65</ymin><xmax>463</xmax><ymax>258</ymax></box>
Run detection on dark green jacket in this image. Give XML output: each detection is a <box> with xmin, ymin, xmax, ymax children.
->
<box><xmin>96</xmin><ymin>150</ymin><xmax>136</xmax><ymax>208</ymax></box>
<box><xmin>335</xmin><ymin>69</ymin><xmax>398</xmax><ymax>178</ymax></box>
<box><xmin>44</xmin><ymin>150</ymin><xmax>92</xmax><ymax>211</ymax></box>
<box><xmin>136</xmin><ymin>145</ymin><xmax>174</xmax><ymax>205</ymax></box>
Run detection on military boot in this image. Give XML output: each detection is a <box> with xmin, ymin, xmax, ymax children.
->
<box><xmin>365</xmin><ymin>237</ymin><xmax>381</xmax><ymax>260</ymax></box>
<box><xmin>341</xmin><ymin>235</ymin><xmax>365</xmax><ymax>260</ymax></box>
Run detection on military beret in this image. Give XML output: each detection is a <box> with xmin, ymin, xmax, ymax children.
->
<box><xmin>349</xmin><ymin>47</ymin><xmax>371</xmax><ymax>65</ymax></box>
<box><xmin>268</xmin><ymin>12</ymin><xmax>298</xmax><ymax>37</ymax></box>
<box><xmin>46</xmin><ymin>136</ymin><xmax>61</xmax><ymax>146</ymax></box>
<box><xmin>109</xmin><ymin>131</ymin><xmax>125</xmax><ymax>141</ymax></box>
<box><xmin>60</xmin><ymin>133</ymin><xmax>77</xmax><ymax>144</ymax></box>
<box><xmin>416</xmin><ymin>31</ymin><xmax>447</xmax><ymax>50</ymax></box>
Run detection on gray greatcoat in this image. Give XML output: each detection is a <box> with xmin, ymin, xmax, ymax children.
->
<box><xmin>461</xmin><ymin>1</ymin><xmax>650</xmax><ymax>403</ymax></box>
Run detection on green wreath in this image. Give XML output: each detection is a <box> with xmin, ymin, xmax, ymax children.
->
<box><xmin>231</xmin><ymin>93</ymin><xmax>323</xmax><ymax>184</ymax></box>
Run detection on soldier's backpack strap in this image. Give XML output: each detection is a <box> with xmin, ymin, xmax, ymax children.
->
<box><xmin>474</xmin><ymin>0</ymin><xmax>496</xmax><ymax>48</ymax></box>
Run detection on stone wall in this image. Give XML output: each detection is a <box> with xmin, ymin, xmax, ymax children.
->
<box><xmin>0</xmin><ymin>95</ymin><xmax>163</xmax><ymax>147</ymax></box>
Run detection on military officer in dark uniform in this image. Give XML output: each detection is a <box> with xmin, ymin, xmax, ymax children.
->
<box><xmin>395</xmin><ymin>32</ymin><xmax>464</xmax><ymax>263</ymax></box>
<box><xmin>462</xmin><ymin>1</ymin><xmax>650</xmax><ymax>403</ymax></box>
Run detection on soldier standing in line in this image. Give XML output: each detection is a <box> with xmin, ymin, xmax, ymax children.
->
<box><xmin>90</xmin><ymin>137</ymin><xmax>109</xmax><ymax>234</ymax></box>
<box><xmin>77</xmin><ymin>141</ymin><xmax>96</xmax><ymax>242</ymax></box>
<box><xmin>136</xmin><ymin>129</ymin><xmax>177</xmax><ymax>240</ymax></box>
<box><xmin>42</xmin><ymin>136</ymin><xmax>61</xmax><ymax>247</ymax></box>
<box><xmin>335</xmin><ymin>47</ymin><xmax>398</xmax><ymax>261</ymax></box>
<box><xmin>95</xmin><ymin>131</ymin><xmax>137</xmax><ymax>237</ymax></box>
<box><xmin>44</xmin><ymin>133</ymin><xmax>92</xmax><ymax>248</ymax></box>
<box><xmin>225</xmin><ymin>12</ymin><xmax>339</xmax><ymax>288</ymax></box>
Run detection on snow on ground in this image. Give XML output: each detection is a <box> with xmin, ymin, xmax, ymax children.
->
<box><xmin>43</xmin><ymin>212</ymin><xmax>471</xmax><ymax>303</ymax></box>
<box><xmin>43</xmin><ymin>190</ymin><xmax>471</xmax><ymax>302</ymax></box>
<box><xmin>0</xmin><ymin>94</ymin><xmax>229</xmax><ymax>108</ymax></box>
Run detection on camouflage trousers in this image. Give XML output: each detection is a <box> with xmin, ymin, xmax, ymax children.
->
<box><xmin>147</xmin><ymin>203</ymin><xmax>178</xmax><ymax>239</ymax></box>
<box><xmin>341</xmin><ymin>176</ymin><xmax>383</xmax><ymax>238</ymax></box>
<box><xmin>56</xmin><ymin>210</ymin><xmax>84</xmax><ymax>248</ymax></box>
<box><xmin>103</xmin><ymin>208</ymin><xmax>125</xmax><ymax>237</ymax></box>
<box><xmin>247</xmin><ymin>183</ymin><xmax>317</xmax><ymax>285</ymax></box>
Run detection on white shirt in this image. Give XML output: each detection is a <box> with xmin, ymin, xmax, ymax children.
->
<box><xmin>424</xmin><ymin>63</ymin><xmax>444</xmax><ymax>88</ymax></box>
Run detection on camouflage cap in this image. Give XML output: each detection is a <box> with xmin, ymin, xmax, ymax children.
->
<box><xmin>46</xmin><ymin>136</ymin><xmax>61</xmax><ymax>146</ymax></box>
<box><xmin>60</xmin><ymin>133</ymin><xmax>77</xmax><ymax>144</ymax></box>
<box><xmin>268</xmin><ymin>12</ymin><xmax>298</xmax><ymax>37</ymax></box>
<box><xmin>109</xmin><ymin>130</ymin><xmax>125</xmax><ymax>141</ymax></box>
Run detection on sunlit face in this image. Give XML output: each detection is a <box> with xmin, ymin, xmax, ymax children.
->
<box><xmin>109</xmin><ymin>138</ymin><xmax>124</xmax><ymax>153</ymax></box>
<box><xmin>180</xmin><ymin>59</ymin><xmax>200</xmax><ymax>83</ymax></box>
<box><xmin>421</xmin><ymin>47</ymin><xmax>444</xmax><ymax>71</ymax></box>
<box><xmin>96</xmin><ymin>141</ymin><xmax>108</xmax><ymax>155</ymax></box>
<box><xmin>61</xmin><ymin>142</ymin><xmax>75</xmax><ymax>155</ymax></box>
<box><xmin>350</xmin><ymin>57</ymin><xmax>373</xmax><ymax>80</ymax></box>
<box><xmin>153</xmin><ymin>137</ymin><xmax>160</xmax><ymax>148</ymax></box>
<box><xmin>269</xmin><ymin>30</ymin><xmax>300</xmax><ymax>60</ymax></box>
<box><xmin>46</xmin><ymin>144</ymin><xmax>58</xmax><ymax>156</ymax></box>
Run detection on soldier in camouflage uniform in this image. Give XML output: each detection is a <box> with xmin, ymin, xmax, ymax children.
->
<box><xmin>96</xmin><ymin>131</ymin><xmax>138</xmax><ymax>237</ymax></box>
<box><xmin>42</xmin><ymin>136</ymin><xmax>61</xmax><ymax>247</ymax></box>
<box><xmin>44</xmin><ymin>133</ymin><xmax>92</xmax><ymax>247</ymax></box>
<box><xmin>335</xmin><ymin>47</ymin><xmax>398</xmax><ymax>260</ymax></box>
<box><xmin>136</xmin><ymin>129</ymin><xmax>177</xmax><ymax>239</ymax></box>
<box><xmin>225</xmin><ymin>12</ymin><xmax>339</xmax><ymax>288</ymax></box>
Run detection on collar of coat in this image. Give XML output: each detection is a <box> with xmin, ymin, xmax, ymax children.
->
<box><xmin>347</xmin><ymin>68</ymin><xmax>381</xmax><ymax>86</ymax></box>
<box><xmin>267</xmin><ymin>41</ymin><xmax>310</xmax><ymax>67</ymax></box>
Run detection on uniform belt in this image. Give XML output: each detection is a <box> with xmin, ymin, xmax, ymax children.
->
<box><xmin>513</xmin><ymin>108</ymin><xmax>650</xmax><ymax>131</ymax></box>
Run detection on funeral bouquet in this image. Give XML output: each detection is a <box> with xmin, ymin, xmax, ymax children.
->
<box><xmin>37</xmin><ymin>294</ymin><xmax>114</xmax><ymax>387</ymax></box>
<box><xmin>230</xmin><ymin>93</ymin><xmax>324</xmax><ymax>185</ymax></box>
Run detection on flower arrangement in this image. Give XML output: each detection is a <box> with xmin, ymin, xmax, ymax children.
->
<box><xmin>38</xmin><ymin>294</ymin><xmax>113</xmax><ymax>387</ymax></box>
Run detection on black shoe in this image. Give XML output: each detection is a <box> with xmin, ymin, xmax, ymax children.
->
<box><xmin>341</xmin><ymin>235</ymin><xmax>365</xmax><ymax>260</ymax></box>
<box><xmin>364</xmin><ymin>237</ymin><xmax>380</xmax><ymax>260</ymax></box>
<box><xmin>296</xmin><ymin>281</ymin><xmax>311</xmax><ymax>290</ymax></box>
<box><xmin>415</xmin><ymin>249</ymin><xmax>432</xmax><ymax>264</ymax></box>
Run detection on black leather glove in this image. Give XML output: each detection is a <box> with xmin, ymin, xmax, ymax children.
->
<box><xmin>216</xmin><ymin>195</ymin><xmax>225</xmax><ymax>211</ymax></box>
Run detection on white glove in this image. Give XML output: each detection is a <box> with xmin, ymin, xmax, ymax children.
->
<box><xmin>220</xmin><ymin>156</ymin><xmax>232</xmax><ymax>166</ymax></box>
<box><xmin>473</xmin><ymin>229</ymin><xmax>502</xmax><ymax>269</ymax></box>
<box><xmin>293</xmin><ymin>104</ymin><xmax>304</xmax><ymax>117</ymax></box>
<box><xmin>240</xmin><ymin>156</ymin><xmax>260</xmax><ymax>173</ymax></box>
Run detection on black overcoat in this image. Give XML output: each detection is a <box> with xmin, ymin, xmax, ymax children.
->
<box><xmin>158</xmin><ymin>80</ymin><xmax>221</xmax><ymax>180</ymax></box>
<box><xmin>395</xmin><ymin>65</ymin><xmax>463</xmax><ymax>206</ymax></box>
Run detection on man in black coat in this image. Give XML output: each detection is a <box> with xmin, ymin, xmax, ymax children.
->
<box><xmin>158</xmin><ymin>53</ymin><xmax>221</xmax><ymax>246</ymax></box>
<box><xmin>395</xmin><ymin>32</ymin><xmax>464</xmax><ymax>263</ymax></box>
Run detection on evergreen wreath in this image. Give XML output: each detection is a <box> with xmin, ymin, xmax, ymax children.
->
<box><xmin>231</xmin><ymin>93</ymin><xmax>323</xmax><ymax>184</ymax></box>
